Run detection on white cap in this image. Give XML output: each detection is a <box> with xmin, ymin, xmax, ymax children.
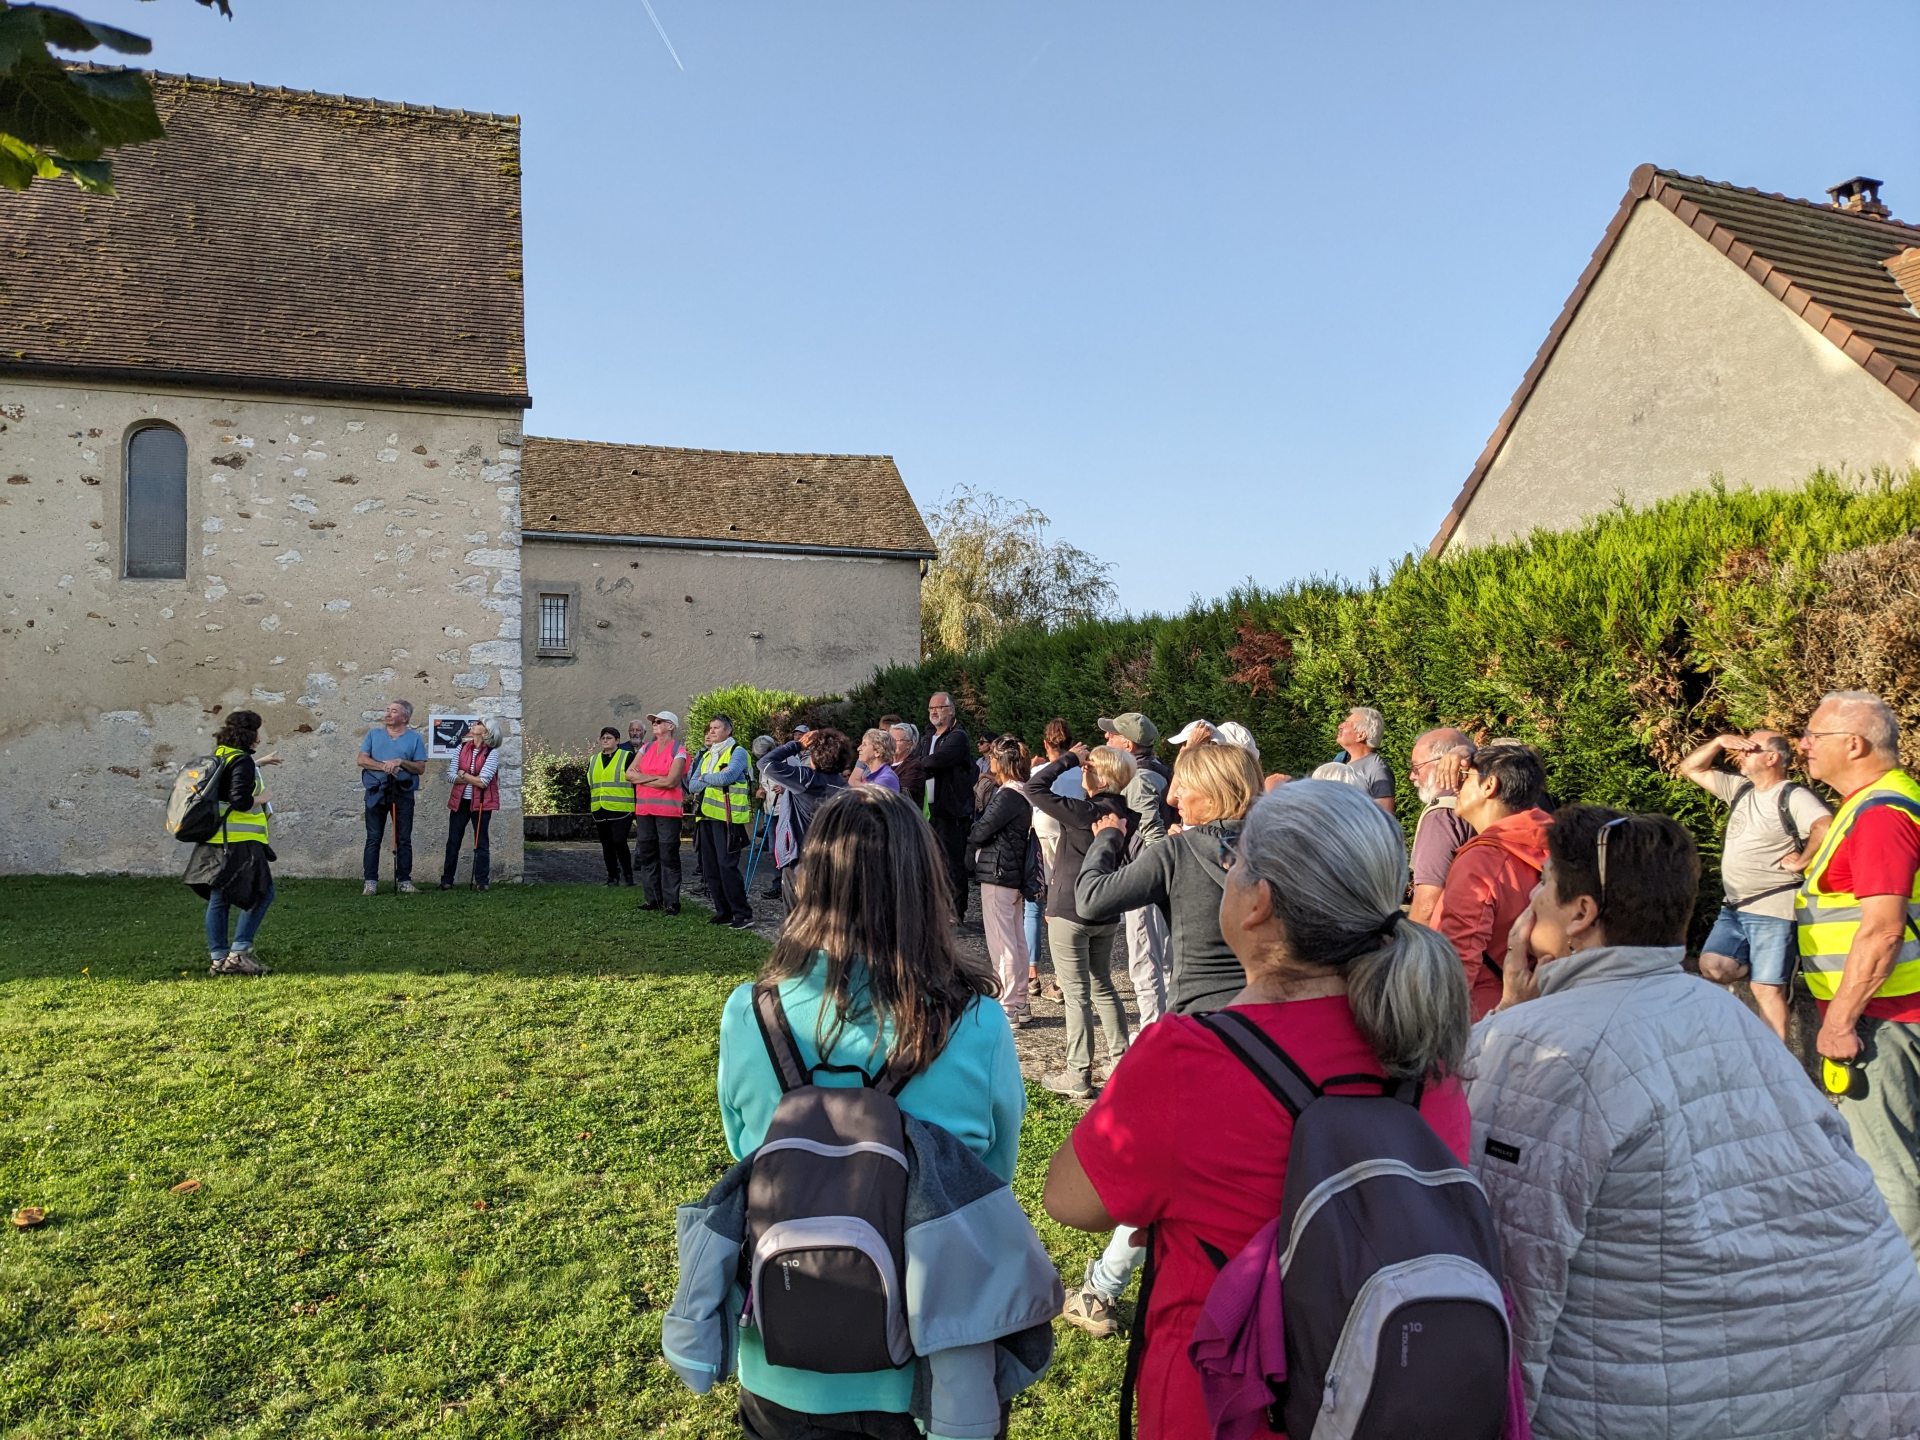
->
<box><xmin>647</xmin><ymin>710</ymin><xmax>680</xmax><ymax>729</ymax></box>
<box><xmin>1168</xmin><ymin>719</ymin><xmax>1217</xmax><ymax>745</ymax></box>
<box><xmin>1214</xmin><ymin>721</ymin><xmax>1259</xmax><ymax>759</ymax></box>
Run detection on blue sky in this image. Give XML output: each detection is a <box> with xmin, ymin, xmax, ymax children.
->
<box><xmin>92</xmin><ymin>0</ymin><xmax>1917</xmax><ymax>616</ymax></box>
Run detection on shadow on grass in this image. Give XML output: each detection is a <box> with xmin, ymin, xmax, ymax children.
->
<box><xmin>0</xmin><ymin>876</ymin><xmax>769</xmax><ymax>984</ymax></box>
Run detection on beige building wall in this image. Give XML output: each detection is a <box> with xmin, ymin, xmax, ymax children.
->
<box><xmin>1450</xmin><ymin>202</ymin><xmax>1920</xmax><ymax>548</ymax></box>
<box><xmin>0</xmin><ymin>379</ymin><xmax>525</xmax><ymax>877</ymax></box>
<box><xmin>522</xmin><ymin>540</ymin><xmax>922</xmax><ymax>755</ymax></box>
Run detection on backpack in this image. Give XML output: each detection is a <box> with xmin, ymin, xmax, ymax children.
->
<box><xmin>1129</xmin><ymin>1009</ymin><xmax>1511</xmax><ymax>1440</ymax></box>
<box><xmin>743</xmin><ymin>985</ymin><xmax>915</xmax><ymax>1374</ymax></box>
<box><xmin>1724</xmin><ymin>780</ymin><xmax>1825</xmax><ymax>907</ymax></box>
<box><xmin>166</xmin><ymin>752</ymin><xmax>235</xmax><ymax>843</ymax></box>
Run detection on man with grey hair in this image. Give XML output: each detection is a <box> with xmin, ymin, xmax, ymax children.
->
<box><xmin>1334</xmin><ymin>705</ymin><xmax>1396</xmax><ymax>816</ymax></box>
<box><xmin>357</xmin><ymin>698</ymin><xmax>427</xmax><ymax>895</ymax></box>
<box><xmin>1679</xmin><ymin>728</ymin><xmax>1831</xmax><ymax>1041</ymax></box>
<box><xmin>1796</xmin><ymin>689</ymin><xmax>1920</xmax><ymax>1261</ymax></box>
<box><xmin>1408</xmin><ymin>727</ymin><xmax>1478</xmax><ymax>927</ymax></box>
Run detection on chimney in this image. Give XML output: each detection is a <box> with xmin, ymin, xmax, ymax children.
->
<box><xmin>1887</xmin><ymin>248</ymin><xmax>1920</xmax><ymax>314</ymax></box>
<box><xmin>1827</xmin><ymin>175</ymin><xmax>1891</xmax><ymax>219</ymax></box>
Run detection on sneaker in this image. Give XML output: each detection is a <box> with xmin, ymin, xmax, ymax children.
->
<box><xmin>730</xmin><ymin>915</ymin><xmax>755</xmax><ymax>930</ymax></box>
<box><xmin>1060</xmin><ymin>1283</ymin><xmax>1125</xmax><ymax>1339</ymax></box>
<box><xmin>472</xmin><ymin>881</ymin><xmax>489</xmax><ymax>892</ymax></box>
<box><xmin>226</xmin><ymin>951</ymin><xmax>267</xmax><ymax>976</ymax></box>
<box><xmin>439</xmin><ymin>881</ymin><xmax>454</xmax><ymax>892</ymax></box>
<box><xmin>1042</xmin><ymin>1069</ymin><xmax>1095</xmax><ymax>1100</ymax></box>
<box><xmin>1008</xmin><ymin>1011</ymin><xmax>1033</xmax><ymax>1029</ymax></box>
<box><xmin>397</xmin><ymin>880</ymin><xmax>419</xmax><ymax>895</ymax></box>
<box><xmin>363</xmin><ymin>881</ymin><xmax>378</xmax><ymax>896</ymax></box>
<box><xmin>708</xmin><ymin>914</ymin><xmax>731</xmax><ymax>927</ymax></box>
<box><xmin>664</xmin><ymin>904</ymin><xmax>681</xmax><ymax>916</ymax></box>
<box><xmin>1028</xmin><ymin>974</ymin><xmax>1043</xmax><ymax>997</ymax></box>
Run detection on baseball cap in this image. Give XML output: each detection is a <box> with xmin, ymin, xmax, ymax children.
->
<box><xmin>793</xmin><ymin>723</ymin><xmax>812</xmax><ymax>735</ymax></box>
<box><xmin>647</xmin><ymin>709</ymin><xmax>680</xmax><ymax>728</ymax></box>
<box><xmin>1095</xmin><ymin>712</ymin><xmax>1159</xmax><ymax>747</ymax></box>
<box><xmin>1168</xmin><ymin>719</ymin><xmax>1217</xmax><ymax>745</ymax></box>
<box><xmin>1214</xmin><ymin>721</ymin><xmax>1260</xmax><ymax>759</ymax></box>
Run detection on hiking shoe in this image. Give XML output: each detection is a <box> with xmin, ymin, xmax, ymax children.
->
<box><xmin>209</xmin><ymin>953</ymin><xmax>267</xmax><ymax>977</ymax></box>
<box><xmin>1028</xmin><ymin>974</ymin><xmax>1043</xmax><ymax>997</ymax></box>
<box><xmin>1060</xmin><ymin>1284</ymin><xmax>1125</xmax><ymax>1339</ymax></box>
<box><xmin>729</xmin><ymin>915</ymin><xmax>755</xmax><ymax>930</ymax></box>
<box><xmin>397</xmin><ymin>880</ymin><xmax>419</xmax><ymax>895</ymax></box>
<box><xmin>363</xmin><ymin>881</ymin><xmax>378</xmax><ymax>896</ymax></box>
<box><xmin>1042</xmin><ymin>1069</ymin><xmax>1095</xmax><ymax>1100</ymax></box>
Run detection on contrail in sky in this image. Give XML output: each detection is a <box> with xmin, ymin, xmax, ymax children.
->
<box><xmin>639</xmin><ymin>0</ymin><xmax>686</xmax><ymax>71</ymax></box>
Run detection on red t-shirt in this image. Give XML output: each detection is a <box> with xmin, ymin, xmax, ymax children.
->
<box><xmin>1817</xmin><ymin>799</ymin><xmax>1920</xmax><ymax>1023</ymax></box>
<box><xmin>1070</xmin><ymin>998</ymin><xmax>1472</xmax><ymax>1440</ymax></box>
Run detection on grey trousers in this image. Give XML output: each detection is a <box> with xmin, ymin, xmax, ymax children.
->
<box><xmin>1840</xmin><ymin>1016</ymin><xmax>1920</xmax><ymax>1266</ymax></box>
<box><xmin>1046</xmin><ymin>917</ymin><xmax>1130</xmax><ymax>1077</ymax></box>
<box><xmin>1124</xmin><ymin>903</ymin><xmax>1170</xmax><ymax>1026</ymax></box>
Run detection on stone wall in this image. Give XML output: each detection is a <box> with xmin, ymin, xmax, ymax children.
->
<box><xmin>521</xmin><ymin>539</ymin><xmax>922</xmax><ymax>753</ymax></box>
<box><xmin>1450</xmin><ymin>201</ymin><xmax>1920</xmax><ymax>549</ymax></box>
<box><xmin>0</xmin><ymin>379</ymin><xmax>525</xmax><ymax>878</ymax></box>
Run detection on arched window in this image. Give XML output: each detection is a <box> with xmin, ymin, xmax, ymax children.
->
<box><xmin>124</xmin><ymin>424</ymin><xmax>187</xmax><ymax>579</ymax></box>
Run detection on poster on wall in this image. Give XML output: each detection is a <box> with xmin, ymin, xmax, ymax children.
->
<box><xmin>428</xmin><ymin>711</ymin><xmax>480</xmax><ymax>759</ymax></box>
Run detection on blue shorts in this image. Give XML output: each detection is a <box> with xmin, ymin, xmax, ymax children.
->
<box><xmin>1703</xmin><ymin>907</ymin><xmax>1796</xmax><ymax>987</ymax></box>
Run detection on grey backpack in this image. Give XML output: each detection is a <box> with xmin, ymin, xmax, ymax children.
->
<box><xmin>1196</xmin><ymin>1010</ymin><xmax>1511</xmax><ymax>1440</ymax></box>
<box><xmin>744</xmin><ymin>985</ymin><xmax>914</xmax><ymax>1374</ymax></box>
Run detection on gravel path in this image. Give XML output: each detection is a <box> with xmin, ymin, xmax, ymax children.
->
<box><xmin>524</xmin><ymin>839</ymin><xmax>1142</xmax><ymax>1096</ymax></box>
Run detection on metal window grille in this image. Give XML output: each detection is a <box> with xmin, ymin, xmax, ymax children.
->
<box><xmin>124</xmin><ymin>425</ymin><xmax>188</xmax><ymax>579</ymax></box>
<box><xmin>539</xmin><ymin>593</ymin><xmax>570</xmax><ymax>650</ymax></box>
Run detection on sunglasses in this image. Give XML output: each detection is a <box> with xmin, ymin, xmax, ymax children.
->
<box><xmin>1595</xmin><ymin>816</ymin><xmax>1630</xmax><ymax>910</ymax></box>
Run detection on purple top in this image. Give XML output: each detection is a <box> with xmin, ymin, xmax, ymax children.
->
<box><xmin>1411</xmin><ymin>799</ymin><xmax>1476</xmax><ymax>890</ymax></box>
<box><xmin>862</xmin><ymin>762</ymin><xmax>901</xmax><ymax>793</ymax></box>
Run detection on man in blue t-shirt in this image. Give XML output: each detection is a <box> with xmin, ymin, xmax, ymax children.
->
<box><xmin>357</xmin><ymin>699</ymin><xmax>428</xmax><ymax>894</ymax></box>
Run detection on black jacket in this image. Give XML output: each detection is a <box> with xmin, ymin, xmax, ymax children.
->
<box><xmin>182</xmin><ymin>750</ymin><xmax>273</xmax><ymax>907</ymax></box>
<box><xmin>1021</xmin><ymin>757</ymin><xmax>1133</xmax><ymax>924</ymax></box>
<box><xmin>918</xmin><ymin>725</ymin><xmax>975</xmax><ymax>821</ymax></box>
<box><xmin>968</xmin><ymin>785</ymin><xmax>1033</xmax><ymax>889</ymax></box>
<box><xmin>1076</xmin><ymin>819</ymin><xmax>1245</xmax><ymax>1015</ymax></box>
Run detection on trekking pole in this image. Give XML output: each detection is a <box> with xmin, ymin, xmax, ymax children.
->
<box><xmin>744</xmin><ymin>808</ymin><xmax>767</xmax><ymax>887</ymax></box>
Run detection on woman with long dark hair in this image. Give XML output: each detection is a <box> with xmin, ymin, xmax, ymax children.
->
<box><xmin>183</xmin><ymin>708</ymin><xmax>281</xmax><ymax>976</ymax></box>
<box><xmin>716</xmin><ymin>785</ymin><xmax>1023</xmax><ymax>1438</ymax></box>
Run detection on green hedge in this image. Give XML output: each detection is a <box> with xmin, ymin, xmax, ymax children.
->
<box><xmin>523</xmin><ymin>749</ymin><xmax>591</xmax><ymax>815</ymax></box>
<box><xmin>684</xmin><ymin>684</ymin><xmax>848</xmax><ymax>750</ymax></box>
<box><xmin>847</xmin><ymin>469</ymin><xmax>1920</xmax><ymax>915</ymax></box>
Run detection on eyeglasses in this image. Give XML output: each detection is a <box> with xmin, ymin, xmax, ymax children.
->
<box><xmin>1800</xmin><ymin>731</ymin><xmax>1859</xmax><ymax>743</ymax></box>
<box><xmin>1595</xmin><ymin>816</ymin><xmax>1630</xmax><ymax>910</ymax></box>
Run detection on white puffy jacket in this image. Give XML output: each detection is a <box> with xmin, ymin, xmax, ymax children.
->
<box><xmin>1463</xmin><ymin>944</ymin><xmax>1920</xmax><ymax>1440</ymax></box>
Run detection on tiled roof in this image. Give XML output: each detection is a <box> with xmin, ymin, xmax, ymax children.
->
<box><xmin>522</xmin><ymin>437</ymin><xmax>936</xmax><ymax>557</ymax></box>
<box><xmin>1432</xmin><ymin>164</ymin><xmax>1920</xmax><ymax>554</ymax></box>
<box><xmin>1</xmin><ymin>73</ymin><xmax>529</xmax><ymax>410</ymax></box>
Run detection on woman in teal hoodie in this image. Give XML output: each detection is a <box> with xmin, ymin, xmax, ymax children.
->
<box><xmin>717</xmin><ymin>785</ymin><xmax>1025</xmax><ymax>1439</ymax></box>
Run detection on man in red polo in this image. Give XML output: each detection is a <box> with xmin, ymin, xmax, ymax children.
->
<box><xmin>1797</xmin><ymin>689</ymin><xmax>1920</xmax><ymax>1264</ymax></box>
<box><xmin>1432</xmin><ymin>740</ymin><xmax>1553</xmax><ymax>1021</ymax></box>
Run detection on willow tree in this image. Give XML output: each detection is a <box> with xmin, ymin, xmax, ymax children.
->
<box><xmin>920</xmin><ymin>485</ymin><xmax>1117</xmax><ymax>655</ymax></box>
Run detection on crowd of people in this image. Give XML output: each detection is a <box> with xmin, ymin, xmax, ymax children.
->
<box><xmin>178</xmin><ymin>685</ymin><xmax>1920</xmax><ymax>1436</ymax></box>
<box><xmin>673</xmin><ymin>686</ymin><xmax>1920</xmax><ymax>1440</ymax></box>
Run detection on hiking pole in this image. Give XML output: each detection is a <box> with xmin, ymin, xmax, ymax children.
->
<box><xmin>743</xmin><ymin>808</ymin><xmax>767</xmax><ymax>888</ymax></box>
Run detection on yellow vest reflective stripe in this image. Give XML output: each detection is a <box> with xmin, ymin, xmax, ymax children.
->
<box><xmin>697</xmin><ymin>741</ymin><xmax>750</xmax><ymax>824</ymax></box>
<box><xmin>206</xmin><ymin>744</ymin><xmax>270</xmax><ymax>846</ymax></box>
<box><xmin>589</xmin><ymin>751</ymin><xmax>636</xmax><ymax>814</ymax></box>
<box><xmin>1795</xmin><ymin>768</ymin><xmax>1920</xmax><ymax>1001</ymax></box>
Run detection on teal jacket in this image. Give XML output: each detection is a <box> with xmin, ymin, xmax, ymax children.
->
<box><xmin>712</xmin><ymin>958</ymin><xmax>1026</xmax><ymax>1418</ymax></box>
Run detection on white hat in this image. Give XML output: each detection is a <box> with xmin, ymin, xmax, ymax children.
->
<box><xmin>647</xmin><ymin>709</ymin><xmax>680</xmax><ymax>729</ymax></box>
<box><xmin>1168</xmin><ymin>719</ymin><xmax>1217</xmax><ymax>745</ymax></box>
<box><xmin>1214</xmin><ymin>721</ymin><xmax>1260</xmax><ymax>759</ymax></box>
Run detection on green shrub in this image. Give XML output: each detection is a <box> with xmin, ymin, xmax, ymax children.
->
<box><xmin>848</xmin><ymin>468</ymin><xmax>1920</xmax><ymax>923</ymax></box>
<box><xmin>523</xmin><ymin>748</ymin><xmax>591</xmax><ymax>815</ymax></box>
<box><xmin>685</xmin><ymin>683</ymin><xmax>844</xmax><ymax>749</ymax></box>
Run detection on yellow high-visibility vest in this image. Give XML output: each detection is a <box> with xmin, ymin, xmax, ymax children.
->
<box><xmin>1795</xmin><ymin>767</ymin><xmax>1920</xmax><ymax>1002</ymax></box>
<box><xmin>206</xmin><ymin>744</ymin><xmax>270</xmax><ymax>846</ymax></box>
<box><xmin>695</xmin><ymin>741</ymin><xmax>750</xmax><ymax>825</ymax></box>
<box><xmin>589</xmin><ymin>750</ymin><xmax>636</xmax><ymax>815</ymax></box>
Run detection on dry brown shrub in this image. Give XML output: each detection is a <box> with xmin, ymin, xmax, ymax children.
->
<box><xmin>1783</xmin><ymin>530</ymin><xmax>1920</xmax><ymax>768</ymax></box>
<box><xmin>1225</xmin><ymin>616</ymin><xmax>1294</xmax><ymax>696</ymax></box>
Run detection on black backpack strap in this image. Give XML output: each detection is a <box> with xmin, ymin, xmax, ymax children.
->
<box><xmin>751</xmin><ymin>985</ymin><xmax>812</xmax><ymax>1095</ymax></box>
<box><xmin>1118</xmin><ymin>1223</ymin><xmax>1157</xmax><ymax>1440</ymax></box>
<box><xmin>1197</xmin><ymin>1011</ymin><xmax>1321</xmax><ymax>1118</ymax></box>
<box><xmin>1777</xmin><ymin>782</ymin><xmax>1805</xmax><ymax>852</ymax></box>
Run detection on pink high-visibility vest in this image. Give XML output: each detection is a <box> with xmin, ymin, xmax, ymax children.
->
<box><xmin>633</xmin><ymin>739</ymin><xmax>688</xmax><ymax>817</ymax></box>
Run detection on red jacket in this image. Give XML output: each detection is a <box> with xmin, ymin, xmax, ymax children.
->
<box><xmin>1431</xmin><ymin>807</ymin><xmax>1552</xmax><ymax>1020</ymax></box>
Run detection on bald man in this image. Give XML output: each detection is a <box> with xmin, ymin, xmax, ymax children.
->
<box><xmin>1407</xmin><ymin>727</ymin><xmax>1477</xmax><ymax>927</ymax></box>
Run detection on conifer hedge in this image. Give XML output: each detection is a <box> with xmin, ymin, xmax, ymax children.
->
<box><xmin>848</xmin><ymin>469</ymin><xmax>1920</xmax><ymax>913</ymax></box>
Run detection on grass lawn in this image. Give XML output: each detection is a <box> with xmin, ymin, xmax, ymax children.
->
<box><xmin>0</xmin><ymin>878</ymin><xmax>1125</xmax><ymax>1437</ymax></box>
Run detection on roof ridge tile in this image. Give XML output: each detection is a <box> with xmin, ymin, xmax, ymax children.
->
<box><xmin>144</xmin><ymin>69</ymin><xmax>520</xmax><ymax>126</ymax></box>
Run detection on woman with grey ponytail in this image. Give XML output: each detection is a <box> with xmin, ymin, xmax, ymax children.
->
<box><xmin>1043</xmin><ymin>780</ymin><xmax>1472</xmax><ymax>1439</ymax></box>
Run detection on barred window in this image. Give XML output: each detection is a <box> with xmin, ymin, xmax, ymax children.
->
<box><xmin>538</xmin><ymin>593</ymin><xmax>570</xmax><ymax>652</ymax></box>
<box><xmin>124</xmin><ymin>424</ymin><xmax>188</xmax><ymax>579</ymax></box>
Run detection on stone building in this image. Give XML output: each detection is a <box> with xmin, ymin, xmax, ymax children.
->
<box><xmin>1433</xmin><ymin>166</ymin><xmax>1920</xmax><ymax>553</ymax></box>
<box><xmin>0</xmin><ymin>76</ymin><xmax>530</xmax><ymax>877</ymax></box>
<box><xmin>520</xmin><ymin>438</ymin><xmax>933</xmax><ymax>751</ymax></box>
